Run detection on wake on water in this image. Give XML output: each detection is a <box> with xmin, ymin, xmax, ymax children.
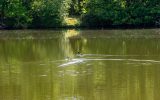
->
<box><xmin>58</xmin><ymin>54</ymin><xmax>160</xmax><ymax>67</ymax></box>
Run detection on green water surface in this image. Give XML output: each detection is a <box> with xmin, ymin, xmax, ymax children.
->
<box><xmin>0</xmin><ymin>29</ymin><xmax>160</xmax><ymax>100</ymax></box>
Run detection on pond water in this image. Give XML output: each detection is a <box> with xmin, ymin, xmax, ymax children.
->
<box><xmin>0</xmin><ymin>29</ymin><xmax>160</xmax><ymax>100</ymax></box>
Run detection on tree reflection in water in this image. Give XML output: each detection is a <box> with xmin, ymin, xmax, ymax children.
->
<box><xmin>0</xmin><ymin>29</ymin><xmax>160</xmax><ymax>100</ymax></box>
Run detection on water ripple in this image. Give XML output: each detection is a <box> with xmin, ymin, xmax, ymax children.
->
<box><xmin>59</xmin><ymin>58</ymin><xmax>160</xmax><ymax>67</ymax></box>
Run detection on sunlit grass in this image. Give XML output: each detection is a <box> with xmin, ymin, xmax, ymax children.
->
<box><xmin>64</xmin><ymin>17</ymin><xmax>80</xmax><ymax>26</ymax></box>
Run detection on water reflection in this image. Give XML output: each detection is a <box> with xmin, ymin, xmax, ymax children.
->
<box><xmin>0</xmin><ymin>29</ymin><xmax>160</xmax><ymax>100</ymax></box>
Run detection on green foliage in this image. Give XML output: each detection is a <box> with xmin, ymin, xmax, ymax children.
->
<box><xmin>1</xmin><ymin>0</ymin><xmax>71</xmax><ymax>28</ymax></box>
<box><xmin>1</xmin><ymin>0</ymin><xmax>159</xmax><ymax>28</ymax></box>
<box><xmin>82</xmin><ymin>0</ymin><xmax>160</xmax><ymax>27</ymax></box>
<box><xmin>31</xmin><ymin>0</ymin><xmax>71</xmax><ymax>27</ymax></box>
<box><xmin>69</xmin><ymin>0</ymin><xmax>88</xmax><ymax>15</ymax></box>
<box><xmin>5</xmin><ymin>0</ymin><xmax>32</xmax><ymax>28</ymax></box>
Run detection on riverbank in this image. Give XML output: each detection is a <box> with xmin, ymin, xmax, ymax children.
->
<box><xmin>1</xmin><ymin>25</ymin><xmax>159</xmax><ymax>30</ymax></box>
<box><xmin>1</xmin><ymin>17</ymin><xmax>160</xmax><ymax>30</ymax></box>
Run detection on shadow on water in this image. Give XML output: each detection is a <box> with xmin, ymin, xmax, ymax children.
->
<box><xmin>0</xmin><ymin>29</ymin><xmax>160</xmax><ymax>100</ymax></box>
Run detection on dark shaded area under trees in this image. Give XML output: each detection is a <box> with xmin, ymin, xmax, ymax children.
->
<box><xmin>0</xmin><ymin>0</ymin><xmax>160</xmax><ymax>29</ymax></box>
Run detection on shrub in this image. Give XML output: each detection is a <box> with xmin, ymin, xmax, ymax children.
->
<box><xmin>31</xmin><ymin>0</ymin><xmax>72</xmax><ymax>28</ymax></box>
<box><xmin>82</xmin><ymin>0</ymin><xmax>160</xmax><ymax>27</ymax></box>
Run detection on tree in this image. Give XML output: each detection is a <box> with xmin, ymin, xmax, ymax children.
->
<box><xmin>82</xmin><ymin>0</ymin><xmax>160</xmax><ymax>27</ymax></box>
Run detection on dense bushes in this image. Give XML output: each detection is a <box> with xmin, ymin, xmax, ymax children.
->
<box><xmin>0</xmin><ymin>0</ymin><xmax>71</xmax><ymax>28</ymax></box>
<box><xmin>31</xmin><ymin>0</ymin><xmax>71</xmax><ymax>27</ymax></box>
<box><xmin>82</xmin><ymin>0</ymin><xmax>160</xmax><ymax>27</ymax></box>
<box><xmin>69</xmin><ymin>0</ymin><xmax>87</xmax><ymax>15</ymax></box>
<box><xmin>0</xmin><ymin>0</ymin><xmax>159</xmax><ymax>28</ymax></box>
<box><xmin>0</xmin><ymin>0</ymin><xmax>31</xmax><ymax>28</ymax></box>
